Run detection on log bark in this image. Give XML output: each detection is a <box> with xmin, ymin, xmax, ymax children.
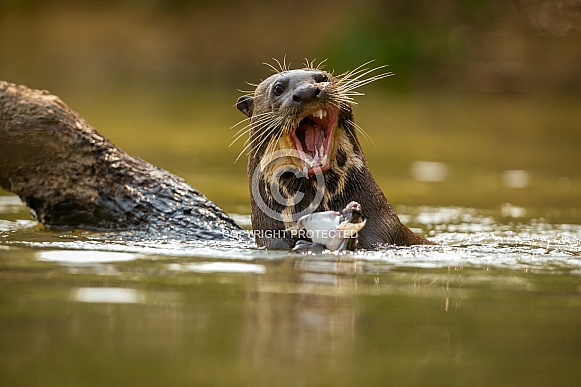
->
<box><xmin>0</xmin><ymin>81</ymin><xmax>248</xmax><ymax>242</ymax></box>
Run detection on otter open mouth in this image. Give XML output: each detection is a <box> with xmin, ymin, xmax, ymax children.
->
<box><xmin>291</xmin><ymin>106</ymin><xmax>338</xmax><ymax>175</ymax></box>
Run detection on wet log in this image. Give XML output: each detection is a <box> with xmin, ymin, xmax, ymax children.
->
<box><xmin>0</xmin><ymin>81</ymin><xmax>248</xmax><ymax>241</ymax></box>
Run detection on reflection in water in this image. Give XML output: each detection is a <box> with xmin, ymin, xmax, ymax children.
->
<box><xmin>242</xmin><ymin>256</ymin><xmax>358</xmax><ymax>373</ymax></box>
<box><xmin>71</xmin><ymin>287</ymin><xmax>146</xmax><ymax>303</ymax></box>
<box><xmin>0</xmin><ymin>196</ymin><xmax>26</xmax><ymax>213</ymax></box>
<box><xmin>0</xmin><ymin>244</ymin><xmax>580</xmax><ymax>385</ymax></box>
<box><xmin>38</xmin><ymin>250</ymin><xmax>140</xmax><ymax>263</ymax></box>
<box><xmin>0</xmin><ymin>219</ymin><xmax>37</xmax><ymax>231</ymax></box>
<box><xmin>168</xmin><ymin>261</ymin><xmax>266</xmax><ymax>274</ymax></box>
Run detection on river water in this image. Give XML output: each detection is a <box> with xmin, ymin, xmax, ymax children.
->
<box><xmin>1</xmin><ymin>195</ymin><xmax>580</xmax><ymax>386</ymax></box>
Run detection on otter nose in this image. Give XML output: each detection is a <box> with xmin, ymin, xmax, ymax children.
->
<box><xmin>292</xmin><ymin>84</ymin><xmax>322</xmax><ymax>104</ymax></box>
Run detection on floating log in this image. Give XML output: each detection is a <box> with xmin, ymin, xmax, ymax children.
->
<box><xmin>0</xmin><ymin>81</ymin><xmax>248</xmax><ymax>241</ymax></box>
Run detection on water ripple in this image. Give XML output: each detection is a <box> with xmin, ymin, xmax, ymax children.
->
<box><xmin>1</xmin><ymin>204</ymin><xmax>580</xmax><ymax>273</ymax></box>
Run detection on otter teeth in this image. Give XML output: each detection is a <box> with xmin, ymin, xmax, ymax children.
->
<box><xmin>313</xmin><ymin>109</ymin><xmax>327</xmax><ymax>119</ymax></box>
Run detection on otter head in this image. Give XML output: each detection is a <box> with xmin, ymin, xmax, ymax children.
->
<box><xmin>236</xmin><ymin>67</ymin><xmax>359</xmax><ymax>176</ymax></box>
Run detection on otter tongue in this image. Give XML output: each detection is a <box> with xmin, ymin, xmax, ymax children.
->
<box><xmin>304</xmin><ymin>124</ymin><xmax>323</xmax><ymax>155</ymax></box>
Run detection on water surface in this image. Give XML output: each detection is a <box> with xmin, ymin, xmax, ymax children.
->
<box><xmin>1</xmin><ymin>195</ymin><xmax>580</xmax><ymax>386</ymax></box>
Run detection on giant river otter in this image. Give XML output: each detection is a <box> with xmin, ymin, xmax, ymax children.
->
<box><xmin>235</xmin><ymin>61</ymin><xmax>430</xmax><ymax>249</ymax></box>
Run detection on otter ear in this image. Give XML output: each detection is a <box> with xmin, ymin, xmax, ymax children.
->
<box><xmin>236</xmin><ymin>95</ymin><xmax>254</xmax><ymax>118</ymax></box>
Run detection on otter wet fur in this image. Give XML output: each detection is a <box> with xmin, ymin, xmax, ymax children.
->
<box><xmin>234</xmin><ymin>59</ymin><xmax>430</xmax><ymax>249</ymax></box>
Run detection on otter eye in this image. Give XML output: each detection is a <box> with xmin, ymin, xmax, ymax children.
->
<box><xmin>272</xmin><ymin>83</ymin><xmax>285</xmax><ymax>96</ymax></box>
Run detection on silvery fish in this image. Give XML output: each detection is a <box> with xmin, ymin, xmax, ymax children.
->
<box><xmin>287</xmin><ymin>201</ymin><xmax>366</xmax><ymax>251</ymax></box>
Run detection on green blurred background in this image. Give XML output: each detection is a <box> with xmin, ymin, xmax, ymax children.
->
<box><xmin>1</xmin><ymin>0</ymin><xmax>580</xmax><ymax>215</ymax></box>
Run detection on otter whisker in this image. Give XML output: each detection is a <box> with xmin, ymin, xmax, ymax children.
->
<box><xmin>234</xmin><ymin>119</ymin><xmax>280</xmax><ymax>143</ymax></box>
<box><xmin>247</xmin><ymin>115</ymin><xmax>284</xmax><ymax>141</ymax></box>
<box><xmin>328</xmin><ymin>89</ymin><xmax>357</xmax><ymax>100</ymax></box>
<box><xmin>247</xmin><ymin>123</ymin><xmax>283</xmax><ymax>159</ymax></box>
<box><xmin>230</xmin><ymin>114</ymin><xmax>255</xmax><ymax>131</ymax></box>
<box><xmin>315</xmin><ymin>58</ymin><xmax>328</xmax><ymax>70</ymax></box>
<box><xmin>346</xmin><ymin>119</ymin><xmax>376</xmax><ymax>148</ymax></box>
<box><xmin>338</xmin><ymin>100</ymin><xmax>357</xmax><ymax>110</ymax></box>
<box><xmin>237</xmin><ymin>81</ymin><xmax>260</xmax><ymax>94</ymax></box>
<box><xmin>280</xmin><ymin>56</ymin><xmax>291</xmax><ymax>72</ymax></box>
<box><xmin>232</xmin><ymin>123</ymin><xmax>269</xmax><ymax>152</ymax></box>
<box><xmin>338</xmin><ymin>73</ymin><xmax>393</xmax><ymax>93</ymax></box>
<box><xmin>303</xmin><ymin>58</ymin><xmax>328</xmax><ymax>71</ymax></box>
<box><xmin>338</xmin><ymin>76</ymin><xmax>393</xmax><ymax>92</ymax></box>
<box><xmin>230</xmin><ymin>134</ymin><xmax>250</xmax><ymax>150</ymax></box>
<box><xmin>263</xmin><ymin>126</ymin><xmax>286</xmax><ymax>157</ymax></box>
<box><xmin>236</xmin><ymin>111</ymin><xmax>277</xmax><ymax>128</ymax></box>
<box><xmin>263</xmin><ymin>115</ymin><xmax>296</xmax><ymax>156</ymax></box>
<box><xmin>231</xmin><ymin>118</ymin><xmax>275</xmax><ymax>148</ymax></box>
<box><xmin>246</xmin><ymin>113</ymin><xmax>284</xmax><ymax>133</ymax></box>
<box><xmin>326</xmin><ymin>91</ymin><xmax>358</xmax><ymax>110</ymax></box>
<box><xmin>336</xmin><ymin>65</ymin><xmax>392</xmax><ymax>91</ymax></box>
<box><xmin>335</xmin><ymin>60</ymin><xmax>378</xmax><ymax>82</ymax></box>
<box><xmin>229</xmin><ymin>111</ymin><xmax>274</xmax><ymax>131</ymax></box>
<box><xmin>324</xmin><ymin>97</ymin><xmax>348</xmax><ymax>112</ymax></box>
<box><xmin>335</xmin><ymin>94</ymin><xmax>361</xmax><ymax>105</ymax></box>
<box><xmin>236</xmin><ymin>125</ymin><xmax>276</xmax><ymax>162</ymax></box>
<box><xmin>267</xmin><ymin>56</ymin><xmax>290</xmax><ymax>74</ymax></box>
<box><xmin>231</xmin><ymin>121</ymin><xmax>251</xmax><ymax>136</ymax></box>
<box><xmin>230</xmin><ymin>120</ymin><xmax>251</xmax><ymax>135</ymax></box>
<box><xmin>247</xmin><ymin>116</ymin><xmax>284</xmax><ymax>151</ymax></box>
<box><xmin>264</xmin><ymin>61</ymin><xmax>281</xmax><ymax>74</ymax></box>
<box><xmin>323</xmin><ymin>95</ymin><xmax>347</xmax><ymax>112</ymax></box>
<box><xmin>303</xmin><ymin>58</ymin><xmax>315</xmax><ymax>69</ymax></box>
<box><xmin>336</xmin><ymin>64</ymin><xmax>388</xmax><ymax>83</ymax></box>
<box><xmin>233</xmin><ymin>114</ymin><xmax>284</xmax><ymax>162</ymax></box>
